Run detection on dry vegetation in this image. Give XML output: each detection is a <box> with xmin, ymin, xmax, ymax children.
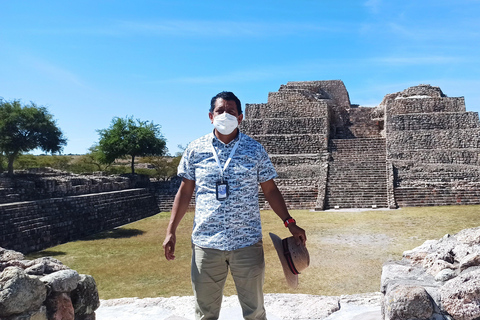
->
<box><xmin>27</xmin><ymin>205</ymin><xmax>480</xmax><ymax>299</ymax></box>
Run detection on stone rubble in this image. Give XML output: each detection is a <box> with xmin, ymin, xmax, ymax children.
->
<box><xmin>381</xmin><ymin>226</ymin><xmax>480</xmax><ymax>320</ymax></box>
<box><xmin>0</xmin><ymin>247</ymin><xmax>100</xmax><ymax>320</ymax></box>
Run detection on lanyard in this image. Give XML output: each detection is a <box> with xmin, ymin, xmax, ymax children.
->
<box><xmin>211</xmin><ymin>135</ymin><xmax>242</xmax><ymax>182</ymax></box>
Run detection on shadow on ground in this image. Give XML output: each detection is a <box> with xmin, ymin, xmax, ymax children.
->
<box><xmin>84</xmin><ymin>228</ymin><xmax>145</xmax><ymax>240</ymax></box>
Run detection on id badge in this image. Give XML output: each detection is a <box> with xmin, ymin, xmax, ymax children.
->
<box><xmin>216</xmin><ymin>180</ymin><xmax>229</xmax><ymax>201</ymax></box>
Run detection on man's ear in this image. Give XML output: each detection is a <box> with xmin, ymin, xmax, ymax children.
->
<box><xmin>237</xmin><ymin>114</ymin><xmax>243</xmax><ymax>124</ymax></box>
<box><xmin>209</xmin><ymin>112</ymin><xmax>214</xmax><ymax>124</ymax></box>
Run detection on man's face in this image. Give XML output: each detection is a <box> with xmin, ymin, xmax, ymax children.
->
<box><xmin>209</xmin><ymin>98</ymin><xmax>243</xmax><ymax>124</ymax></box>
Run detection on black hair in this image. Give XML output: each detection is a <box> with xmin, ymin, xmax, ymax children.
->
<box><xmin>210</xmin><ymin>91</ymin><xmax>242</xmax><ymax>115</ymax></box>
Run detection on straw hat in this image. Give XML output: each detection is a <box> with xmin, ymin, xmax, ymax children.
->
<box><xmin>269</xmin><ymin>233</ymin><xmax>310</xmax><ymax>289</ymax></box>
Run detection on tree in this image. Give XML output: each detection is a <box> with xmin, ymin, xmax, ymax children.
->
<box><xmin>96</xmin><ymin>116</ymin><xmax>167</xmax><ymax>174</ymax></box>
<box><xmin>0</xmin><ymin>99</ymin><xmax>67</xmax><ymax>175</ymax></box>
<box><xmin>75</xmin><ymin>145</ymin><xmax>112</xmax><ymax>172</ymax></box>
<box><xmin>141</xmin><ymin>155</ymin><xmax>181</xmax><ymax>181</ymax></box>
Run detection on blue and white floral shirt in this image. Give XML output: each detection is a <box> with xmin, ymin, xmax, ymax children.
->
<box><xmin>178</xmin><ymin>131</ymin><xmax>277</xmax><ymax>251</ymax></box>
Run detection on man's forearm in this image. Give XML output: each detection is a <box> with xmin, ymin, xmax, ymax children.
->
<box><xmin>263</xmin><ymin>186</ymin><xmax>290</xmax><ymax>221</ymax></box>
<box><xmin>260</xmin><ymin>179</ymin><xmax>307</xmax><ymax>245</ymax></box>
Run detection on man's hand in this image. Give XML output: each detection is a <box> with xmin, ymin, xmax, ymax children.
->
<box><xmin>288</xmin><ymin>223</ymin><xmax>307</xmax><ymax>246</ymax></box>
<box><xmin>162</xmin><ymin>178</ymin><xmax>195</xmax><ymax>261</ymax></box>
<box><xmin>163</xmin><ymin>233</ymin><xmax>176</xmax><ymax>261</ymax></box>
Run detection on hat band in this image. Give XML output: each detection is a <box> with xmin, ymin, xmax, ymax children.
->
<box><xmin>282</xmin><ymin>238</ymin><xmax>300</xmax><ymax>275</ymax></box>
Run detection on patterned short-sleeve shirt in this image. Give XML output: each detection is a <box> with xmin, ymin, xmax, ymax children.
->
<box><xmin>178</xmin><ymin>131</ymin><xmax>277</xmax><ymax>251</ymax></box>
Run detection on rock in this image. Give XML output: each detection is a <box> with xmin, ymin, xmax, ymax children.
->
<box><xmin>403</xmin><ymin>239</ymin><xmax>438</xmax><ymax>264</ymax></box>
<box><xmin>382</xmin><ymin>227</ymin><xmax>480</xmax><ymax>320</ymax></box>
<box><xmin>41</xmin><ymin>270</ymin><xmax>80</xmax><ymax>293</ymax></box>
<box><xmin>25</xmin><ymin>263</ymin><xmax>45</xmax><ymax>276</ymax></box>
<box><xmin>73</xmin><ymin>313</ymin><xmax>96</xmax><ymax>320</ymax></box>
<box><xmin>45</xmin><ymin>292</ymin><xmax>74</xmax><ymax>320</ymax></box>
<box><xmin>455</xmin><ymin>226</ymin><xmax>480</xmax><ymax>245</ymax></box>
<box><xmin>434</xmin><ymin>268</ymin><xmax>456</xmax><ymax>282</ymax></box>
<box><xmin>425</xmin><ymin>259</ymin><xmax>455</xmax><ymax>276</ymax></box>
<box><xmin>383</xmin><ymin>285</ymin><xmax>434</xmax><ymax>320</ymax></box>
<box><xmin>452</xmin><ymin>243</ymin><xmax>478</xmax><ymax>262</ymax></box>
<box><xmin>0</xmin><ymin>260</ymin><xmax>27</xmax><ymax>272</ymax></box>
<box><xmin>440</xmin><ymin>268</ymin><xmax>480</xmax><ymax>320</ymax></box>
<box><xmin>0</xmin><ymin>248</ymin><xmax>24</xmax><ymax>263</ymax></box>
<box><xmin>25</xmin><ymin>257</ymin><xmax>69</xmax><ymax>274</ymax></box>
<box><xmin>0</xmin><ymin>267</ymin><xmax>47</xmax><ymax>317</ymax></box>
<box><xmin>459</xmin><ymin>253</ymin><xmax>480</xmax><ymax>272</ymax></box>
<box><xmin>71</xmin><ymin>274</ymin><xmax>100</xmax><ymax>316</ymax></box>
<box><xmin>6</xmin><ymin>306</ymin><xmax>47</xmax><ymax>320</ymax></box>
<box><xmin>0</xmin><ymin>248</ymin><xmax>98</xmax><ymax>319</ymax></box>
<box><xmin>381</xmin><ymin>261</ymin><xmax>436</xmax><ymax>293</ymax></box>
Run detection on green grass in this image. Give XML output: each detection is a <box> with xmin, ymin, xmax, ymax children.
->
<box><xmin>27</xmin><ymin>205</ymin><xmax>480</xmax><ymax>299</ymax></box>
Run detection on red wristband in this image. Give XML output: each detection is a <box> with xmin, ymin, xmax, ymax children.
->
<box><xmin>284</xmin><ymin>218</ymin><xmax>296</xmax><ymax>228</ymax></box>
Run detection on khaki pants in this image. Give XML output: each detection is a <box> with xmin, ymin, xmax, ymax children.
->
<box><xmin>191</xmin><ymin>241</ymin><xmax>267</xmax><ymax>320</ymax></box>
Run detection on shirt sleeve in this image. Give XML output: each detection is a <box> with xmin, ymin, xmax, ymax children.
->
<box><xmin>257</xmin><ymin>145</ymin><xmax>278</xmax><ymax>183</ymax></box>
<box><xmin>177</xmin><ymin>146</ymin><xmax>195</xmax><ymax>181</ymax></box>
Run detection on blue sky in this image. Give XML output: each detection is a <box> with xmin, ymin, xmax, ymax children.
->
<box><xmin>1</xmin><ymin>0</ymin><xmax>479</xmax><ymax>155</ymax></box>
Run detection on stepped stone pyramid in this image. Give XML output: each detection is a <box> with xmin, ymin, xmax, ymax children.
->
<box><xmin>240</xmin><ymin>81</ymin><xmax>480</xmax><ymax>210</ymax></box>
<box><xmin>382</xmin><ymin>84</ymin><xmax>480</xmax><ymax>207</ymax></box>
<box><xmin>241</xmin><ymin>81</ymin><xmax>346</xmax><ymax>210</ymax></box>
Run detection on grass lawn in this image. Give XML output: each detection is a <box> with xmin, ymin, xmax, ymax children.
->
<box><xmin>27</xmin><ymin>205</ymin><xmax>480</xmax><ymax>300</ymax></box>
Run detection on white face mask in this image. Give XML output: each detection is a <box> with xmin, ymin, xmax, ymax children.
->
<box><xmin>213</xmin><ymin>112</ymin><xmax>239</xmax><ymax>135</ymax></box>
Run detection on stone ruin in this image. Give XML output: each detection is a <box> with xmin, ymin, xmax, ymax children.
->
<box><xmin>0</xmin><ymin>168</ymin><xmax>160</xmax><ymax>254</ymax></box>
<box><xmin>240</xmin><ymin>80</ymin><xmax>480</xmax><ymax>210</ymax></box>
<box><xmin>381</xmin><ymin>226</ymin><xmax>480</xmax><ymax>320</ymax></box>
<box><xmin>0</xmin><ymin>247</ymin><xmax>99</xmax><ymax>320</ymax></box>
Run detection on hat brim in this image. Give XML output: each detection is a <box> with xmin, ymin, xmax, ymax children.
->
<box><xmin>269</xmin><ymin>232</ymin><xmax>298</xmax><ymax>289</ymax></box>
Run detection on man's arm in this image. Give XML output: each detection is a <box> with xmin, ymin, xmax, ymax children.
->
<box><xmin>163</xmin><ymin>178</ymin><xmax>195</xmax><ymax>260</ymax></box>
<box><xmin>260</xmin><ymin>179</ymin><xmax>307</xmax><ymax>245</ymax></box>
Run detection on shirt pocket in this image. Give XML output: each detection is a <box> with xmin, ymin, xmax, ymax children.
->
<box><xmin>231</xmin><ymin>156</ymin><xmax>257</xmax><ymax>177</ymax></box>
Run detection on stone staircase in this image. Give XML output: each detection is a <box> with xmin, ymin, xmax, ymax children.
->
<box><xmin>325</xmin><ymin>138</ymin><xmax>388</xmax><ymax>209</ymax></box>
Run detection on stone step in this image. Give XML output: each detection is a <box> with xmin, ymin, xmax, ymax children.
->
<box><xmin>327</xmin><ymin>185</ymin><xmax>388</xmax><ymax>190</ymax></box>
<box><xmin>325</xmin><ymin>137</ymin><xmax>388</xmax><ymax>209</ymax></box>
<box><xmin>325</xmin><ymin>201</ymin><xmax>388</xmax><ymax>209</ymax></box>
<box><xmin>394</xmin><ymin>187</ymin><xmax>480</xmax><ymax>207</ymax></box>
<box><xmin>328</xmin><ymin>170</ymin><xmax>387</xmax><ymax>174</ymax></box>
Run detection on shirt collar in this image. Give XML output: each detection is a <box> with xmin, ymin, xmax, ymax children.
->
<box><xmin>211</xmin><ymin>130</ymin><xmax>241</xmax><ymax>147</ymax></box>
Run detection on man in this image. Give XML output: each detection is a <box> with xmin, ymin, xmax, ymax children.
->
<box><xmin>163</xmin><ymin>91</ymin><xmax>307</xmax><ymax>320</ymax></box>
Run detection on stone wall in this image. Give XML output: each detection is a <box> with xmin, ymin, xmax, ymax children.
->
<box><xmin>388</xmin><ymin>129</ymin><xmax>480</xmax><ymax>151</ymax></box>
<box><xmin>150</xmin><ymin>177</ymin><xmax>195</xmax><ymax>213</ymax></box>
<box><xmin>388</xmin><ymin>112</ymin><xmax>479</xmax><ymax>131</ymax></box>
<box><xmin>0</xmin><ymin>188</ymin><xmax>159</xmax><ymax>254</ymax></box>
<box><xmin>0</xmin><ymin>247</ymin><xmax>100</xmax><ymax>320</ymax></box>
<box><xmin>0</xmin><ymin>169</ymin><xmax>149</xmax><ymax>204</ymax></box>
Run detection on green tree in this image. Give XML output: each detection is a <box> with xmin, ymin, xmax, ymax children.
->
<box><xmin>96</xmin><ymin>116</ymin><xmax>167</xmax><ymax>174</ymax></box>
<box><xmin>74</xmin><ymin>145</ymin><xmax>112</xmax><ymax>172</ymax></box>
<box><xmin>0</xmin><ymin>99</ymin><xmax>67</xmax><ymax>175</ymax></box>
<box><xmin>141</xmin><ymin>155</ymin><xmax>181</xmax><ymax>181</ymax></box>
<box><xmin>0</xmin><ymin>153</ymin><xmax>5</xmax><ymax>172</ymax></box>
